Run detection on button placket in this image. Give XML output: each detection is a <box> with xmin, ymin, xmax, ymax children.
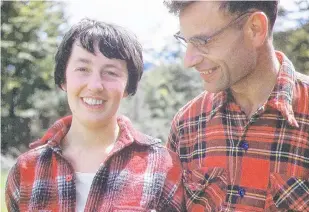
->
<box><xmin>239</xmin><ymin>119</ymin><xmax>251</xmax><ymax>152</ymax></box>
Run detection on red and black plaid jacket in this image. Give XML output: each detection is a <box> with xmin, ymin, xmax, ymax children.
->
<box><xmin>6</xmin><ymin>115</ymin><xmax>185</xmax><ymax>212</ymax></box>
<box><xmin>167</xmin><ymin>51</ymin><xmax>309</xmax><ymax>212</ymax></box>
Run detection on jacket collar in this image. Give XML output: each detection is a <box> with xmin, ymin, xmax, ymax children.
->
<box><xmin>37</xmin><ymin>115</ymin><xmax>160</xmax><ymax>149</ymax></box>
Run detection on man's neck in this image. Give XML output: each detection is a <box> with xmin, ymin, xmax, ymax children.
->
<box><xmin>230</xmin><ymin>49</ymin><xmax>280</xmax><ymax>118</ymax></box>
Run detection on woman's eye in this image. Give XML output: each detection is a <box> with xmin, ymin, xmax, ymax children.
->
<box><xmin>105</xmin><ymin>71</ymin><xmax>118</xmax><ymax>76</ymax></box>
<box><xmin>76</xmin><ymin>67</ymin><xmax>88</xmax><ymax>72</ymax></box>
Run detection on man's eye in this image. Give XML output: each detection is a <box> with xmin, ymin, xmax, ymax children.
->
<box><xmin>191</xmin><ymin>38</ymin><xmax>207</xmax><ymax>46</ymax></box>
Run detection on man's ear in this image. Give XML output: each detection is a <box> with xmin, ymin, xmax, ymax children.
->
<box><xmin>245</xmin><ymin>12</ymin><xmax>268</xmax><ymax>48</ymax></box>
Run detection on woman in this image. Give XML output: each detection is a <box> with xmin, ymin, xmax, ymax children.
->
<box><xmin>5</xmin><ymin>18</ymin><xmax>184</xmax><ymax>212</ymax></box>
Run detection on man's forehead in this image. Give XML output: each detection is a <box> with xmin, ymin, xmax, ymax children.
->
<box><xmin>179</xmin><ymin>1</ymin><xmax>231</xmax><ymax>26</ymax></box>
<box><xmin>179</xmin><ymin>1</ymin><xmax>221</xmax><ymax>16</ymax></box>
<box><xmin>178</xmin><ymin>1</ymin><xmax>230</xmax><ymax>37</ymax></box>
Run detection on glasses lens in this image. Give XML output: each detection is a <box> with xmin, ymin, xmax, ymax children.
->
<box><xmin>179</xmin><ymin>38</ymin><xmax>187</xmax><ymax>47</ymax></box>
<box><xmin>174</xmin><ymin>34</ymin><xmax>187</xmax><ymax>47</ymax></box>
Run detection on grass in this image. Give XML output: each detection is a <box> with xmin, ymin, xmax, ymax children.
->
<box><xmin>1</xmin><ymin>172</ymin><xmax>8</xmax><ymax>212</ymax></box>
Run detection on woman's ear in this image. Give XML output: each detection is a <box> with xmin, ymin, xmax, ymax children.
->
<box><xmin>60</xmin><ymin>83</ymin><xmax>67</xmax><ymax>92</ymax></box>
<box><xmin>123</xmin><ymin>91</ymin><xmax>129</xmax><ymax>98</ymax></box>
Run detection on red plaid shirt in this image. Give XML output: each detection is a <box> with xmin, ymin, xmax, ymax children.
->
<box><xmin>167</xmin><ymin>51</ymin><xmax>309</xmax><ymax>212</ymax></box>
<box><xmin>6</xmin><ymin>115</ymin><xmax>185</xmax><ymax>212</ymax></box>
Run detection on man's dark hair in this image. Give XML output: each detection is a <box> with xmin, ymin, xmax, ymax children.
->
<box><xmin>163</xmin><ymin>1</ymin><xmax>279</xmax><ymax>34</ymax></box>
<box><xmin>55</xmin><ymin>18</ymin><xmax>143</xmax><ymax>96</ymax></box>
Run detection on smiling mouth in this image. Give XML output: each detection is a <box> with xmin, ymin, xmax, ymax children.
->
<box><xmin>200</xmin><ymin>66</ymin><xmax>219</xmax><ymax>75</ymax></box>
<box><xmin>82</xmin><ymin>97</ymin><xmax>105</xmax><ymax>106</ymax></box>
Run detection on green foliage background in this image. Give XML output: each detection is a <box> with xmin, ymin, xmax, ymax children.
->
<box><xmin>1</xmin><ymin>1</ymin><xmax>69</xmax><ymax>154</ymax></box>
<box><xmin>274</xmin><ymin>22</ymin><xmax>309</xmax><ymax>75</ymax></box>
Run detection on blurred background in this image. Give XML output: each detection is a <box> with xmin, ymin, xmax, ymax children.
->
<box><xmin>1</xmin><ymin>0</ymin><xmax>308</xmax><ymax>210</ymax></box>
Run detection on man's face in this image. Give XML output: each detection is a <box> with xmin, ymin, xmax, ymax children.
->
<box><xmin>63</xmin><ymin>41</ymin><xmax>128</xmax><ymax>128</ymax></box>
<box><xmin>179</xmin><ymin>1</ymin><xmax>256</xmax><ymax>93</ymax></box>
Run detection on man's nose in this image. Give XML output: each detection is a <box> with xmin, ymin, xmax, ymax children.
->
<box><xmin>183</xmin><ymin>44</ymin><xmax>204</xmax><ymax>69</ymax></box>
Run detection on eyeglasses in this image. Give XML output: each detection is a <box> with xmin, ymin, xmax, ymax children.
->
<box><xmin>174</xmin><ymin>12</ymin><xmax>253</xmax><ymax>49</ymax></box>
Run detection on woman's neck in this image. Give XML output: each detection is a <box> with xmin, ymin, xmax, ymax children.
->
<box><xmin>60</xmin><ymin>117</ymin><xmax>120</xmax><ymax>172</ymax></box>
<box><xmin>63</xmin><ymin>116</ymin><xmax>120</xmax><ymax>150</ymax></box>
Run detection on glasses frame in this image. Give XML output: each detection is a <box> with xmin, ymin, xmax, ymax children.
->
<box><xmin>174</xmin><ymin>12</ymin><xmax>253</xmax><ymax>48</ymax></box>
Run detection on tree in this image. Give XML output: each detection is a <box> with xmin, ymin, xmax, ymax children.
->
<box><xmin>274</xmin><ymin>0</ymin><xmax>309</xmax><ymax>75</ymax></box>
<box><xmin>1</xmin><ymin>1</ymin><xmax>67</xmax><ymax>117</ymax></box>
<box><xmin>1</xmin><ymin>1</ymin><xmax>68</xmax><ymax>152</ymax></box>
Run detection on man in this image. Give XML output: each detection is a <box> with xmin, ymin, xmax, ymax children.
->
<box><xmin>164</xmin><ymin>1</ymin><xmax>309</xmax><ymax>211</ymax></box>
<box><xmin>5</xmin><ymin>18</ymin><xmax>184</xmax><ymax>212</ymax></box>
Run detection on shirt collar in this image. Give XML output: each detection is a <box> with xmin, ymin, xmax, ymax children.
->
<box><xmin>266</xmin><ymin>51</ymin><xmax>298</xmax><ymax>127</ymax></box>
<box><xmin>39</xmin><ymin>115</ymin><xmax>160</xmax><ymax>149</ymax></box>
<box><xmin>210</xmin><ymin>51</ymin><xmax>298</xmax><ymax>127</ymax></box>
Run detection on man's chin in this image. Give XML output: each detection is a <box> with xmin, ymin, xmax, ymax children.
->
<box><xmin>203</xmin><ymin>82</ymin><xmax>226</xmax><ymax>93</ymax></box>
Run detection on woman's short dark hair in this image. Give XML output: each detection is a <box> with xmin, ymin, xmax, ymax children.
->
<box><xmin>164</xmin><ymin>1</ymin><xmax>279</xmax><ymax>34</ymax></box>
<box><xmin>55</xmin><ymin>18</ymin><xmax>143</xmax><ymax>96</ymax></box>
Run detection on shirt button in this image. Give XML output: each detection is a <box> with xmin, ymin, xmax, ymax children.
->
<box><xmin>238</xmin><ymin>188</ymin><xmax>246</xmax><ymax>198</ymax></box>
<box><xmin>240</xmin><ymin>141</ymin><xmax>249</xmax><ymax>151</ymax></box>
<box><xmin>66</xmin><ymin>175</ymin><xmax>73</xmax><ymax>182</ymax></box>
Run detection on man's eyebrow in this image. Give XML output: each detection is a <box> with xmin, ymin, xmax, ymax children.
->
<box><xmin>178</xmin><ymin>31</ymin><xmax>210</xmax><ymax>41</ymax></box>
<box><xmin>192</xmin><ymin>30</ymin><xmax>213</xmax><ymax>39</ymax></box>
<box><xmin>191</xmin><ymin>34</ymin><xmax>209</xmax><ymax>41</ymax></box>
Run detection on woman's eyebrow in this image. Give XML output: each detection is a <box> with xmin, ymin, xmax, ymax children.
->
<box><xmin>75</xmin><ymin>58</ymin><xmax>91</xmax><ymax>64</ymax></box>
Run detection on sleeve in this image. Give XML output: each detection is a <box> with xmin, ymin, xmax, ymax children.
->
<box><xmin>268</xmin><ymin>173</ymin><xmax>309</xmax><ymax>212</ymax></box>
<box><xmin>166</xmin><ymin>114</ymin><xmax>180</xmax><ymax>153</ymax></box>
<box><xmin>5</xmin><ymin>163</ymin><xmax>21</xmax><ymax>212</ymax></box>
<box><xmin>156</xmin><ymin>149</ymin><xmax>186</xmax><ymax>212</ymax></box>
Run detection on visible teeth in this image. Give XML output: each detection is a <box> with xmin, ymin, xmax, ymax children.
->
<box><xmin>83</xmin><ymin>98</ymin><xmax>103</xmax><ymax>105</ymax></box>
<box><xmin>201</xmin><ymin>67</ymin><xmax>217</xmax><ymax>75</ymax></box>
